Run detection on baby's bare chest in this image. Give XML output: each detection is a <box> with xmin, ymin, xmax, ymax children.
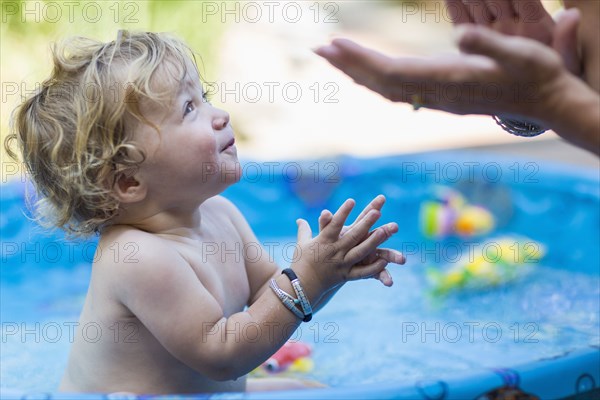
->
<box><xmin>172</xmin><ymin>229</ymin><xmax>251</xmax><ymax>316</ymax></box>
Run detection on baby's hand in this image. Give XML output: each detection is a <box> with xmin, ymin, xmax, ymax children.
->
<box><xmin>319</xmin><ymin>195</ymin><xmax>405</xmax><ymax>287</ymax></box>
<box><xmin>291</xmin><ymin>196</ymin><xmax>401</xmax><ymax>295</ymax></box>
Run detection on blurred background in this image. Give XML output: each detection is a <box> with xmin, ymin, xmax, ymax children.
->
<box><xmin>1</xmin><ymin>0</ymin><xmax>597</xmax><ymax>184</ymax></box>
<box><xmin>2</xmin><ymin>3</ymin><xmax>599</xmax><ymax>394</ymax></box>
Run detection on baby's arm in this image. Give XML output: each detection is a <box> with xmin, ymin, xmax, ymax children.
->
<box><xmin>112</xmin><ymin>231</ymin><xmax>298</xmax><ymax>381</ymax></box>
<box><xmin>112</xmin><ymin>201</ymin><xmax>395</xmax><ymax>381</ymax></box>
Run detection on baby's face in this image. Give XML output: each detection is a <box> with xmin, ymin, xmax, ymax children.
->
<box><xmin>132</xmin><ymin>64</ymin><xmax>240</xmax><ymax>203</ymax></box>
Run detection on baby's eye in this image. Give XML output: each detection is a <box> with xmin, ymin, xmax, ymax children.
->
<box><xmin>183</xmin><ymin>100</ymin><xmax>195</xmax><ymax>116</ymax></box>
<box><xmin>202</xmin><ymin>91</ymin><xmax>212</xmax><ymax>103</ymax></box>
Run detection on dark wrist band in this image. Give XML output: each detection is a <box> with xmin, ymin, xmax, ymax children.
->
<box><xmin>282</xmin><ymin>268</ymin><xmax>299</xmax><ymax>282</ymax></box>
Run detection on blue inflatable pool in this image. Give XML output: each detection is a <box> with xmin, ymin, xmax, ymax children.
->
<box><xmin>1</xmin><ymin>151</ymin><xmax>599</xmax><ymax>399</ymax></box>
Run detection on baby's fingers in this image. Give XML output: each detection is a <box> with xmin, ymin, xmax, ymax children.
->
<box><xmin>347</xmin><ymin>258</ymin><xmax>389</xmax><ymax>282</ymax></box>
<box><xmin>338</xmin><ymin>209</ymin><xmax>382</xmax><ymax>249</ymax></box>
<box><xmin>374</xmin><ymin>248</ymin><xmax>406</xmax><ymax>265</ymax></box>
<box><xmin>345</xmin><ymin>223</ymin><xmax>398</xmax><ymax>263</ymax></box>
<box><xmin>370</xmin><ymin>249</ymin><xmax>405</xmax><ymax>286</ymax></box>
<box><xmin>346</xmin><ymin>195</ymin><xmax>386</xmax><ymax>231</ymax></box>
<box><xmin>374</xmin><ymin>268</ymin><xmax>393</xmax><ymax>287</ymax></box>
<box><xmin>321</xmin><ymin>199</ymin><xmax>356</xmax><ymax>240</ymax></box>
<box><xmin>296</xmin><ymin>218</ymin><xmax>313</xmax><ymax>245</ymax></box>
<box><xmin>319</xmin><ymin>209</ymin><xmax>333</xmax><ymax>232</ymax></box>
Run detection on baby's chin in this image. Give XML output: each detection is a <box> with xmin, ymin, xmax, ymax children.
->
<box><xmin>221</xmin><ymin>157</ymin><xmax>242</xmax><ymax>184</ymax></box>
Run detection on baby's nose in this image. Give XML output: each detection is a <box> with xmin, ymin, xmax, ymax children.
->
<box><xmin>212</xmin><ymin>109</ymin><xmax>230</xmax><ymax>130</ymax></box>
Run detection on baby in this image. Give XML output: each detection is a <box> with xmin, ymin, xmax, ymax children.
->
<box><xmin>5</xmin><ymin>31</ymin><xmax>404</xmax><ymax>394</ymax></box>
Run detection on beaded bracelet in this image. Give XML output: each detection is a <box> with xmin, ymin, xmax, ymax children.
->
<box><xmin>493</xmin><ymin>116</ymin><xmax>548</xmax><ymax>137</ymax></box>
<box><xmin>269</xmin><ymin>279</ymin><xmax>305</xmax><ymax>320</ymax></box>
<box><xmin>282</xmin><ymin>268</ymin><xmax>313</xmax><ymax>322</ymax></box>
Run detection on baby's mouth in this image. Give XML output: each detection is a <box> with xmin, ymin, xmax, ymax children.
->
<box><xmin>221</xmin><ymin>138</ymin><xmax>235</xmax><ymax>152</ymax></box>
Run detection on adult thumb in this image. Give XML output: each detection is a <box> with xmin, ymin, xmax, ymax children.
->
<box><xmin>553</xmin><ymin>8</ymin><xmax>581</xmax><ymax>76</ymax></box>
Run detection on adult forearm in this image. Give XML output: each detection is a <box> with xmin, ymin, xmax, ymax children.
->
<box><xmin>544</xmin><ymin>73</ymin><xmax>600</xmax><ymax>155</ymax></box>
<box><xmin>563</xmin><ymin>0</ymin><xmax>600</xmax><ymax>92</ymax></box>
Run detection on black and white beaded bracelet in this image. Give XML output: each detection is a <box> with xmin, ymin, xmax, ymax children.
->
<box><xmin>282</xmin><ymin>268</ymin><xmax>313</xmax><ymax>322</ymax></box>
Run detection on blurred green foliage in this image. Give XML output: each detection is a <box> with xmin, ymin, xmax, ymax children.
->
<box><xmin>1</xmin><ymin>0</ymin><xmax>228</xmax><ymax>169</ymax></box>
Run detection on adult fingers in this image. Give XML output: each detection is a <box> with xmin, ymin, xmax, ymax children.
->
<box><xmin>317</xmin><ymin>37</ymin><xmax>501</xmax><ymax>110</ymax></box>
<box><xmin>314</xmin><ymin>39</ymin><xmax>383</xmax><ymax>80</ymax></box>
<box><xmin>456</xmin><ymin>24</ymin><xmax>552</xmax><ymax>71</ymax></box>
<box><xmin>296</xmin><ymin>219</ymin><xmax>312</xmax><ymax>245</ymax></box>
<box><xmin>316</xmin><ymin>38</ymin><xmax>390</xmax><ymax>73</ymax></box>
<box><xmin>512</xmin><ymin>0</ymin><xmax>555</xmax><ymax>45</ymax></box>
<box><xmin>553</xmin><ymin>8</ymin><xmax>582</xmax><ymax>76</ymax></box>
<box><xmin>447</xmin><ymin>0</ymin><xmax>518</xmax><ymax>35</ymax></box>
<box><xmin>315</xmin><ymin>39</ymin><xmax>399</xmax><ymax>96</ymax></box>
<box><xmin>484</xmin><ymin>0</ymin><xmax>516</xmax><ymax>21</ymax></box>
<box><xmin>446</xmin><ymin>0</ymin><xmax>474</xmax><ymax>24</ymax></box>
<box><xmin>318</xmin><ymin>39</ymin><xmax>482</xmax><ymax>104</ymax></box>
<box><xmin>511</xmin><ymin>0</ymin><xmax>550</xmax><ymax>23</ymax></box>
<box><xmin>463</xmin><ymin>0</ymin><xmax>494</xmax><ymax>25</ymax></box>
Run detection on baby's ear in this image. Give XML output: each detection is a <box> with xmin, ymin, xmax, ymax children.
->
<box><xmin>113</xmin><ymin>170</ymin><xmax>147</xmax><ymax>203</ymax></box>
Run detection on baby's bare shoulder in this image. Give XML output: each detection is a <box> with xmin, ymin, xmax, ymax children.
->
<box><xmin>98</xmin><ymin>225</ymin><xmax>177</xmax><ymax>261</ymax></box>
<box><xmin>96</xmin><ymin>226</ymin><xmax>186</xmax><ymax>282</ymax></box>
<box><xmin>203</xmin><ymin>196</ymin><xmax>245</xmax><ymax>224</ymax></box>
<box><xmin>203</xmin><ymin>195</ymin><xmax>237</xmax><ymax>213</ymax></box>
<box><xmin>95</xmin><ymin>226</ymin><xmax>193</xmax><ymax>309</ymax></box>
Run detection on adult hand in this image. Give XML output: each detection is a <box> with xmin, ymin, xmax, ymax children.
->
<box><xmin>314</xmin><ymin>2</ymin><xmax>599</xmax><ymax>155</ymax></box>
<box><xmin>447</xmin><ymin>0</ymin><xmax>581</xmax><ymax>75</ymax></box>
<box><xmin>314</xmin><ymin>27</ymin><xmax>569</xmax><ymax>124</ymax></box>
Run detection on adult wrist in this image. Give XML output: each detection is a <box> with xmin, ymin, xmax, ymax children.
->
<box><xmin>542</xmin><ymin>71</ymin><xmax>600</xmax><ymax>153</ymax></box>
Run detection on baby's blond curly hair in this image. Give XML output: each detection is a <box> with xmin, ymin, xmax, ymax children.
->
<box><xmin>5</xmin><ymin>31</ymin><xmax>198</xmax><ymax>237</ymax></box>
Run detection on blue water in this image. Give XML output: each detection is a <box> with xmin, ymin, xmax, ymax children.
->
<box><xmin>1</xmin><ymin>153</ymin><xmax>599</xmax><ymax>393</ymax></box>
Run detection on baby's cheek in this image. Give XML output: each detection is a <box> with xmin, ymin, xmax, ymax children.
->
<box><xmin>198</xmin><ymin>136</ymin><xmax>218</xmax><ymax>155</ymax></box>
<box><xmin>198</xmin><ymin>146</ymin><xmax>218</xmax><ymax>166</ymax></box>
<box><xmin>192</xmin><ymin>142</ymin><xmax>221</xmax><ymax>177</ymax></box>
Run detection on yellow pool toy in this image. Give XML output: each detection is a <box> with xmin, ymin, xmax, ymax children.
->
<box><xmin>427</xmin><ymin>237</ymin><xmax>545</xmax><ymax>295</ymax></box>
<box><xmin>420</xmin><ymin>186</ymin><xmax>495</xmax><ymax>238</ymax></box>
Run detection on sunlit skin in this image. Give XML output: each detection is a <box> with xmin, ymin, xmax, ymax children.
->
<box><xmin>59</xmin><ymin>65</ymin><xmax>405</xmax><ymax>394</ymax></box>
<box><xmin>315</xmin><ymin>0</ymin><xmax>599</xmax><ymax>155</ymax></box>
<box><xmin>563</xmin><ymin>0</ymin><xmax>600</xmax><ymax>92</ymax></box>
